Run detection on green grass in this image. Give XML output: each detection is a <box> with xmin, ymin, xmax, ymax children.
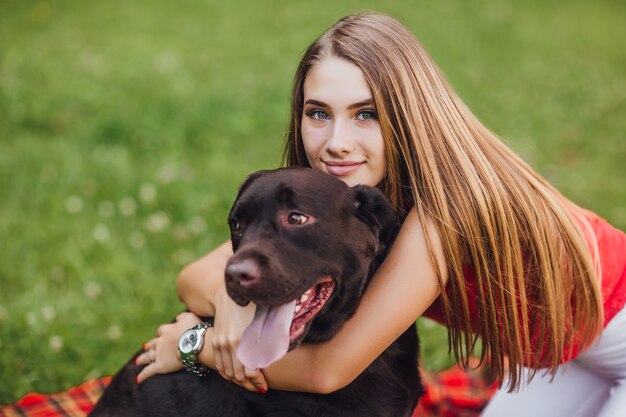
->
<box><xmin>1</xmin><ymin>0</ymin><xmax>624</xmax><ymax>403</ymax></box>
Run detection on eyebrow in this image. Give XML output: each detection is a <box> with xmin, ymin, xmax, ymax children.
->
<box><xmin>304</xmin><ymin>98</ymin><xmax>374</xmax><ymax>109</ymax></box>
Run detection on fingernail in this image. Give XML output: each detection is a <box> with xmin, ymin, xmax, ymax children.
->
<box><xmin>135</xmin><ymin>376</ymin><xmax>139</xmax><ymax>384</ymax></box>
<box><xmin>141</xmin><ymin>343</ymin><xmax>147</xmax><ymax>350</ymax></box>
<box><xmin>257</xmin><ymin>388</ymin><xmax>267</xmax><ymax>394</ymax></box>
<box><xmin>134</xmin><ymin>357</ymin><xmax>138</xmax><ymax>365</ymax></box>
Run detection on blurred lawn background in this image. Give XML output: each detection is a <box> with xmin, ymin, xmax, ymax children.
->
<box><xmin>1</xmin><ymin>0</ymin><xmax>624</xmax><ymax>403</ymax></box>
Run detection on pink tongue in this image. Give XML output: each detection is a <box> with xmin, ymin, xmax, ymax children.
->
<box><xmin>236</xmin><ymin>300</ymin><xmax>296</xmax><ymax>369</ymax></box>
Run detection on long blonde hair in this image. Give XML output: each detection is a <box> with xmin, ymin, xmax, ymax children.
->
<box><xmin>282</xmin><ymin>13</ymin><xmax>603</xmax><ymax>390</ymax></box>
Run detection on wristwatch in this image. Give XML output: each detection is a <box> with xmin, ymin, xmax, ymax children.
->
<box><xmin>178</xmin><ymin>321</ymin><xmax>213</xmax><ymax>377</ymax></box>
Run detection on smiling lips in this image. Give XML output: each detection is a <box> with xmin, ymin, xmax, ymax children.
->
<box><xmin>324</xmin><ymin>161</ymin><xmax>364</xmax><ymax>176</ymax></box>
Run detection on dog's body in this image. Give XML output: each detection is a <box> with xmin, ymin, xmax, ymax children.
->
<box><xmin>90</xmin><ymin>168</ymin><xmax>422</xmax><ymax>417</ymax></box>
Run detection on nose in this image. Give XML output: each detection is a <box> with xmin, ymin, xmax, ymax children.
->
<box><xmin>225</xmin><ymin>258</ymin><xmax>262</xmax><ymax>289</ymax></box>
<box><xmin>325</xmin><ymin>119</ymin><xmax>355</xmax><ymax>156</ymax></box>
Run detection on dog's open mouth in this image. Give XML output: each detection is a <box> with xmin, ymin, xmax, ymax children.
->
<box><xmin>290</xmin><ymin>277</ymin><xmax>335</xmax><ymax>342</ymax></box>
<box><xmin>236</xmin><ymin>276</ymin><xmax>335</xmax><ymax>370</ymax></box>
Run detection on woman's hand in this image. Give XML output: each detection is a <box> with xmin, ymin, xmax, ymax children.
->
<box><xmin>135</xmin><ymin>299</ymin><xmax>268</xmax><ymax>392</ymax></box>
<box><xmin>135</xmin><ymin>312</ymin><xmax>201</xmax><ymax>383</ymax></box>
<box><xmin>210</xmin><ymin>286</ymin><xmax>268</xmax><ymax>393</ymax></box>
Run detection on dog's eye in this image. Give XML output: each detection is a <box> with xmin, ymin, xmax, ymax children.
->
<box><xmin>287</xmin><ymin>213</ymin><xmax>309</xmax><ymax>225</ymax></box>
<box><xmin>229</xmin><ymin>218</ymin><xmax>240</xmax><ymax>231</ymax></box>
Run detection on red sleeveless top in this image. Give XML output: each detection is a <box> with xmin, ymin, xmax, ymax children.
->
<box><xmin>423</xmin><ymin>208</ymin><xmax>626</xmax><ymax>362</ymax></box>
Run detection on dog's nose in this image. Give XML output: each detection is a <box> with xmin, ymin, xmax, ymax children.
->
<box><xmin>225</xmin><ymin>259</ymin><xmax>261</xmax><ymax>288</ymax></box>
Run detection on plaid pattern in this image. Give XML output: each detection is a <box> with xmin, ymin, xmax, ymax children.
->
<box><xmin>1</xmin><ymin>364</ymin><xmax>496</xmax><ymax>417</ymax></box>
<box><xmin>413</xmin><ymin>359</ymin><xmax>498</xmax><ymax>417</ymax></box>
<box><xmin>0</xmin><ymin>377</ymin><xmax>110</xmax><ymax>417</ymax></box>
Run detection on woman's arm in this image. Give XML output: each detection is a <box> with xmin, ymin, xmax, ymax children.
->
<box><xmin>176</xmin><ymin>241</ymin><xmax>233</xmax><ymax>317</ymax></box>
<box><xmin>138</xmin><ymin>240</ymin><xmax>265</xmax><ymax>390</ymax></box>
<box><xmin>175</xmin><ymin>207</ymin><xmax>444</xmax><ymax>393</ymax></box>
<box><xmin>261</xmin><ymin>208</ymin><xmax>446</xmax><ymax>393</ymax></box>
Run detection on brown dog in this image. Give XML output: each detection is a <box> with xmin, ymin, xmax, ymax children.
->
<box><xmin>90</xmin><ymin>167</ymin><xmax>421</xmax><ymax>417</ymax></box>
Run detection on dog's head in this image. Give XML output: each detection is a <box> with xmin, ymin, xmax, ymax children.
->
<box><xmin>225</xmin><ymin>168</ymin><xmax>397</xmax><ymax>369</ymax></box>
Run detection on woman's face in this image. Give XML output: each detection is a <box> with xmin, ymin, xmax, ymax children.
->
<box><xmin>301</xmin><ymin>56</ymin><xmax>386</xmax><ymax>187</ymax></box>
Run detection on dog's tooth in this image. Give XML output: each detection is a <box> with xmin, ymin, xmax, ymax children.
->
<box><xmin>304</xmin><ymin>289</ymin><xmax>312</xmax><ymax>296</ymax></box>
<box><xmin>295</xmin><ymin>304</ymin><xmax>302</xmax><ymax>313</ymax></box>
<box><xmin>300</xmin><ymin>294</ymin><xmax>308</xmax><ymax>303</ymax></box>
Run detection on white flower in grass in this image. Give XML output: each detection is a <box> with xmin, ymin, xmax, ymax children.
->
<box><xmin>84</xmin><ymin>281</ymin><xmax>102</xmax><ymax>299</ymax></box>
<box><xmin>188</xmin><ymin>216</ymin><xmax>207</xmax><ymax>235</ymax></box>
<box><xmin>155</xmin><ymin>51</ymin><xmax>180</xmax><ymax>74</ymax></box>
<box><xmin>93</xmin><ymin>224</ymin><xmax>110</xmax><ymax>242</ymax></box>
<box><xmin>130</xmin><ymin>231</ymin><xmax>145</xmax><ymax>248</ymax></box>
<box><xmin>65</xmin><ymin>195</ymin><xmax>84</xmax><ymax>214</ymax></box>
<box><xmin>98</xmin><ymin>201</ymin><xmax>115</xmax><ymax>218</ymax></box>
<box><xmin>139</xmin><ymin>183</ymin><xmax>157</xmax><ymax>203</ymax></box>
<box><xmin>157</xmin><ymin>163</ymin><xmax>177</xmax><ymax>184</ymax></box>
<box><xmin>26</xmin><ymin>312</ymin><xmax>37</xmax><ymax>327</ymax></box>
<box><xmin>118</xmin><ymin>197</ymin><xmax>137</xmax><ymax>216</ymax></box>
<box><xmin>107</xmin><ymin>325</ymin><xmax>122</xmax><ymax>340</ymax></box>
<box><xmin>42</xmin><ymin>305</ymin><xmax>56</xmax><ymax>321</ymax></box>
<box><xmin>144</xmin><ymin>212</ymin><xmax>170</xmax><ymax>233</ymax></box>
<box><xmin>49</xmin><ymin>335</ymin><xmax>64</xmax><ymax>352</ymax></box>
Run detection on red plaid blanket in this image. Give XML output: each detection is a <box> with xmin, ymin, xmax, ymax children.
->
<box><xmin>1</xmin><ymin>362</ymin><xmax>496</xmax><ymax>417</ymax></box>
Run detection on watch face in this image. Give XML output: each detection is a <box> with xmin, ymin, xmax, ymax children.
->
<box><xmin>179</xmin><ymin>329</ymin><xmax>198</xmax><ymax>354</ymax></box>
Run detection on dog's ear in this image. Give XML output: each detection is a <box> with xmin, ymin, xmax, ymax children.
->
<box><xmin>352</xmin><ymin>185</ymin><xmax>399</xmax><ymax>246</ymax></box>
<box><xmin>234</xmin><ymin>170</ymin><xmax>269</xmax><ymax>202</ymax></box>
<box><xmin>228</xmin><ymin>170</ymin><xmax>270</xmax><ymax>227</ymax></box>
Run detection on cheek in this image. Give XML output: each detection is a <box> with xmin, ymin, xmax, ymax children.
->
<box><xmin>301</xmin><ymin>123</ymin><xmax>325</xmax><ymax>161</ymax></box>
<box><xmin>368</xmin><ymin>131</ymin><xmax>387</xmax><ymax>182</ymax></box>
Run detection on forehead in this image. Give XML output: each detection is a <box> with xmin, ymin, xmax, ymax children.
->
<box><xmin>303</xmin><ymin>57</ymin><xmax>372</xmax><ymax>105</ymax></box>
<box><xmin>236</xmin><ymin>170</ymin><xmax>350</xmax><ymax>213</ymax></box>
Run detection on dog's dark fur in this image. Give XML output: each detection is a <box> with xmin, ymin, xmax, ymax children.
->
<box><xmin>90</xmin><ymin>168</ymin><xmax>422</xmax><ymax>417</ymax></box>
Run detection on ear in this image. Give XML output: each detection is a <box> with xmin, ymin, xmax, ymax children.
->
<box><xmin>232</xmin><ymin>170</ymin><xmax>270</xmax><ymax>203</ymax></box>
<box><xmin>228</xmin><ymin>169</ymin><xmax>270</xmax><ymax>222</ymax></box>
<box><xmin>230</xmin><ymin>170</ymin><xmax>271</xmax><ymax>212</ymax></box>
<box><xmin>352</xmin><ymin>185</ymin><xmax>399</xmax><ymax>246</ymax></box>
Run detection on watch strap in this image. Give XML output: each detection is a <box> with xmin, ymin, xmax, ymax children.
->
<box><xmin>180</xmin><ymin>321</ymin><xmax>213</xmax><ymax>377</ymax></box>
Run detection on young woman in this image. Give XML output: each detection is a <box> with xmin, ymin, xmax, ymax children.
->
<box><xmin>135</xmin><ymin>13</ymin><xmax>626</xmax><ymax>416</ymax></box>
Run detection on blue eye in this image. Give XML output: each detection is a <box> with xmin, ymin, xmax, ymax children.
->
<box><xmin>306</xmin><ymin>110</ymin><xmax>330</xmax><ymax>120</ymax></box>
<box><xmin>356</xmin><ymin>110</ymin><xmax>377</xmax><ymax>121</ymax></box>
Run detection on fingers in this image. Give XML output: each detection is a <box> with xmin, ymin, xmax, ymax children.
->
<box><xmin>218</xmin><ymin>370</ymin><xmax>260</xmax><ymax>392</ymax></box>
<box><xmin>211</xmin><ymin>334</ymin><xmax>229</xmax><ymax>374</ymax></box>
<box><xmin>135</xmin><ymin>348</ymin><xmax>157</xmax><ymax>367</ymax></box>
<box><xmin>212</xmin><ymin>335</ymin><xmax>268</xmax><ymax>393</ymax></box>
<box><xmin>245</xmin><ymin>367</ymin><xmax>269</xmax><ymax>392</ymax></box>
<box><xmin>212</xmin><ymin>334</ymin><xmax>241</xmax><ymax>379</ymax></box>
<box><xmin>222</xmin><ymin>367</ymin><xmax>268</xmax><ymax>392</ymax></box>
<box><xmin>176</xmin><ymin>311</ymin><xmax>194</xmax><ymax>321</ymax></box>
<box><xmin>136</xmin><ymin>362</ymin><xmax>158</xmax><ymax>384</ymax></box>
<box><xmin>213</xmin><ymin>346</ymin><xmax>224</xmax><ymax>373</ymax></box>
<box><xmin>211</xmin><ymin>327</ymin><xmax>252</xmax><ymax>383</ymax></box>
<box><xmin>219</xmin><ymin>344</ymin><xmax>235</xmax><ymax>379</ymax></box>
<box><xmin>142</xmin><ymin>338</ymin><xmax>157</xmax><ymax>351</ymax></box>
<box><xmin>156</xmin><ymin>324</ymin><xmax>167</xmax><ymax>337</ymax></box>
<box><xmin>232</xmin><ymin>357</ymin><xmax>246</xmax><ymax>382</ymax></box>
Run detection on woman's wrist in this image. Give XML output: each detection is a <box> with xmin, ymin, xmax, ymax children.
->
<box><xmin>197</xmin><ymin>327</ymin><xmax>216</xmax><ymax>369</ymax></box>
